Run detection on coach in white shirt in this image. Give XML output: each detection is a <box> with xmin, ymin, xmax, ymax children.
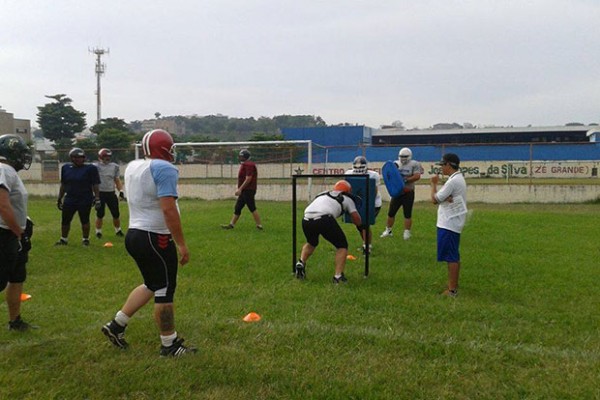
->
<box><xmin>430</xmin><ymin>153</ymin><xmax>467</xmax><ymax>298</ymax></box>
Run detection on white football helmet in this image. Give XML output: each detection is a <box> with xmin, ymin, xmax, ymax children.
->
<box><xmin>352</xmin><ymin>156</ymin><xmax>368</xmax><ymax>174</ymax></box>
<box><xmin>398</xmin><ymin>148</ymin><xmax>412</xmax><ymax>165</ymax></box>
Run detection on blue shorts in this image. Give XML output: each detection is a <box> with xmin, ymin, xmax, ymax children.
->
<box><xmin>437</xmin><ymin>228</ymin><xmax>461</xmax><ymax>263</ymax></box>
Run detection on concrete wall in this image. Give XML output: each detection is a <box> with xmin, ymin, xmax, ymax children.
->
<box><xmin>23</xmin><ymin>181</ymin><xmax>600</xmax><ymax>204</ymax></box>
<box><xmin>20</xmin><ymin>161</ymin><xmax>600</xmax><ymax>203</ymax></box>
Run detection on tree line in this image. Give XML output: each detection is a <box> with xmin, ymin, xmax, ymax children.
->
<box><xmin>36</xmin><ymin>93</ymin><xmax>329</xmax><ymax>161</ymax></box>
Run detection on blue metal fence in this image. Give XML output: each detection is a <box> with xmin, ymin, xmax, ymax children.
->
<box><xmin>305</xmin><ymin>142</ymin><xmax>600</xmax><ymax>163</ymax></box>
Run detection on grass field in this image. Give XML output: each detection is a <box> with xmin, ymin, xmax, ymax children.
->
<box><xmin>0</xmin><ymin>198</ymin><xmax>599</xmax><ymax>399</ymax></box>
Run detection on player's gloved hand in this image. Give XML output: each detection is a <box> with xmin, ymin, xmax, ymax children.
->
<box><xmin>93</xmin><ymin>198</ymin><xmax>102</xmax><ymax>211</ymax></box>
<box><xmin>119</xmin><ymin>191</ymin><xmax>126</xmax><ymax>201</ymax></box>
<box><xmin>57</xmin><ymin>199</ymin><xmax>63</xmax><ymax>210</ymax></box>
<box><xmin>20</xmin><ymin>234</ymin><xmax>31</xmax><ymax>253</ymax></box>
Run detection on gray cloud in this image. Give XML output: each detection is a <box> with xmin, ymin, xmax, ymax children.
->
<box><xmin>2</xmin><ymin>0</ymin><xmax>599</xmax><ymax>129</ymax></box>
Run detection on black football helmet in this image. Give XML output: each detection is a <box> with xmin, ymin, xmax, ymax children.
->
<box><xmin>0</xmin><ymin>134</ymin><xmax>33</xmax><ymax>171</ymax></box>
<box><xmin>239</xmin><ymin>149</ymin><xmax>251</xmax><ymax>161</ymax></box>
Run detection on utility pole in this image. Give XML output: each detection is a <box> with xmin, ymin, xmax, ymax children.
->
<box><xmin>89</xmin><ymin>47</ymin><xmax>109</xmax><ymax>125</ymax></box>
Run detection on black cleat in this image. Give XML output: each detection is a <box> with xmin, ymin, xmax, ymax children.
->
<box><xmin>160</xmin><ymin>337</ymin><xmax>197</xmax><ymax>357</ymax></box>
<box><xmin>295</xmin><ymin>260</ymin><xmax>306</xmax><ymax>280</ymax></box>
<box><xmin>102</xmin><ymin>320</ymin><xmax>129</xmax><ymax>349</ymax></box>
<box><xmin>54</xmin><ymin>239</ymin><xmax>68</xmax><ymax>246</ymax></box>
<box><xmin>96</xmin><ymin>231</ymin><xmax>103</xmax><ymax>239</ymax></box>
<box><xmin>8</xmin><ymin>316</ymin><xmax>36</xmax><ymax>331</ymax></box>
<box><xmin>82</xmin><ymin>238</ymin><xmax>90</xmax><ymax>246</ymax></box>
<box><xmin>220</xmin><ymin>224</ymin><xmax>234</xmax><ymax>230</ymax></box>
<box><xmin>115</xmin><ymin>230</ymin><xmax>124</xmax><ymax>237</ymax></box>
<box><xmin>332</xmin><ymin>273</ymin><xmax>348</xmax><ymax>284</ymax></box>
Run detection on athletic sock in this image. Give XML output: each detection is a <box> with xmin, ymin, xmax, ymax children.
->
<box><xmin>114</xmin><ymin>311</ymin><xmax>130</xmax><ymax>327</ymax></box>
<box><xmin>160</xmin><ymin>332</ymin><xmax>178</xmax><ymax>347</ymax></box>
<box><xmin>334</xmin><ymin>274</ymin><xmax>342</xmax><ymax>279</ymax></box>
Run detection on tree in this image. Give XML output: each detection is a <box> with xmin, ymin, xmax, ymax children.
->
<box><xmin>96</xmin><ymin>128</ymin><xmax>135</xmax><ymax>162</ymax></box>
<box><xmin>36</xmin><ymin>94</ymin><xmax>86</xmax><ymax>142</ymax></box>
<box><xmin>91</xmin><ymin>117</ymin><xmax>132</xmax><ymax>135</ymax></box>
<box><xmin>249</xmin><ymin>132</ymin><xmax>284</xmax><ymax>141</ymax></box>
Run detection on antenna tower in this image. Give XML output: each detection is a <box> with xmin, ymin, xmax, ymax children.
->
<box><xmin>89</xmin><ymin>47</ymin><xmax>109</xmax><ymax>125</ymax></box>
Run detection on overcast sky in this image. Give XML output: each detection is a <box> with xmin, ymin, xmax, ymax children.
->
<box><xmin>2</xmin><ymin>0</ymin><xmax>599</xmax><ymax>130</ymax></box>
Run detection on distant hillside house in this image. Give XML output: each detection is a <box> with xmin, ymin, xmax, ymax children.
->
<box><xmin>138</xmin><ymin>118</ymin><xmax>187</xmax><ymax>136</ymax></box>
<box><xmin>0</xmin><ymin>106</ymin><xmax>31</xmax><ymax>142</ymax></box>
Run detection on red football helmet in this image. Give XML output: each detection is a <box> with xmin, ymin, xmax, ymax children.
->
<box><xmin>141</xmin><ymin>129</ymin><xmax>175</xmax><ymax>162</ymax></box>
<box><xmin>98</xmin><ymin>148</ymin><xmax>112</xmax><ymax>162</ymax></box>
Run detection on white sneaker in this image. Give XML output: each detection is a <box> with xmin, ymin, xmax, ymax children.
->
<box><xmin>403</xmin><ymin>230</ymin><xmax>411</xmax><ymax>240</ymax></box>
<box><xmin>380</xmin><ymin>228</ymin><xmax>393</xmax><ymax>238</ymax></box>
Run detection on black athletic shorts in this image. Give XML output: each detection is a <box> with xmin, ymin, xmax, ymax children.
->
<box><xmin>0</xmin><ymin>228</ymin><xmax>19</xmax><ymax>292</ymax></box>
<box><xmin>234</xmin><ymin>190</ymin><xmax>257</xmax><ymax>214</ymax></box>
<box><xmin>125</xmin><ymin>228</ymin><xmax>178</xmax><ymax>303</ymax></box>
<box><xmin>387</xmin><ymin>191</ymin><xmax>415</xmax><ymax>219</ymax></box>
<box><xmin>96</xmin><ymin>191</ymin><xmax>120</xmax><ymax>219</ymax></box>
<box><xmin>302</xmin><ymin>215</ymin><xmax>348</xmax><ymax>250</ymax></box>
<box><xmin>61</xmin><ymin>203</ymin><xmax>93</xmax><ymax>226</ymax></box>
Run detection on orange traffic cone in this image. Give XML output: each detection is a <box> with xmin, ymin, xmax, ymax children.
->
<box><xmin>20</xmin><ymin>293</ymin><xmax>31</xmax><ymax>302</ymax></box>
<box><xmin>243</xmin><ymin>312</ymin><xmax>261</xmax><ymax>322</ymax></box>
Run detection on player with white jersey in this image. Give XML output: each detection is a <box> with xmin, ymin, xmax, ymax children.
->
<box><xmin>381</xmin><ymin>147</ymin><xmax>423</xmax><ymax>240</ymax></box>
<box><xmin>102</xmin><ymin>129</ymin><xmax>196</xmax><ymax>357</ymax></box>
<box><xmin>345</xmin><ymin>156</ymin><xmax>382</xmax><ymax>254</ymax></box>
<box><xmin>295</xmin><ymin>180</ymin><xmax>362</xmax><ymax>284</ymax></box>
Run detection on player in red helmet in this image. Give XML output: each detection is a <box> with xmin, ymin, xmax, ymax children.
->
<box><xmin>93</xmin><ymin>148</ymin><xmax>125</xmax><ymax>239</ymax></box>
<box><xmin>141</xmin><ymin>129</ymin><xmax>175</xmax><ymax>162</ymax></box>
<box><xmin>102</xmin><ymin>129</ymin><xmax>196</xmax><ymax>356</ymax></box>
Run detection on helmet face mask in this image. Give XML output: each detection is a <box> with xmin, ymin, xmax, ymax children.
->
<box><xmin>398</xmin><ymin>147</ymin><xmax>412</xmax><ymax>165</ymax></box>
<box><xmin>0</xmin><ymin>134</ymin><xmax>32</xmax><ymax>171</ymax></box>
<box><xmin>352</xmin><ymin>156</ymin><xmax>368</xmax><ymax>174</ymax></box>
<box><xmin>142</xmin><ymin>130</ymin><xmax>175</xmax><ymax>162</ymax></box>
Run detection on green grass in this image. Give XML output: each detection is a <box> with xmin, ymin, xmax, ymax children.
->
<box><xmin>1</xmin><ymin>199</ymin><xmax>599</xmax><ymax>399</ymax></box>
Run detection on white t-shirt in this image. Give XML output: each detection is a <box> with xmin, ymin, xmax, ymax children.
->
<box><xmin>344</xmin><ymin>169</ymin><xmax>382</xmax><ymax>208</ymax></box>
<box><xmin>435</xmin><ymin>171</ymin><xmax>468</xmax><ymax>233</ymax></box>
<box><xmin>125</xmin><ymin>159</ymin><xmax>179</xmax><ymax>234</ymax></box>
<box><xmin>304</xmin><ymin>190</ymin><xmax>358</xmax><ymax>219</ymax></box>
<box><xmin>0</xmin><ymin>163</ymin><xmax>28</xmax><ymax>230</ymax></box>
